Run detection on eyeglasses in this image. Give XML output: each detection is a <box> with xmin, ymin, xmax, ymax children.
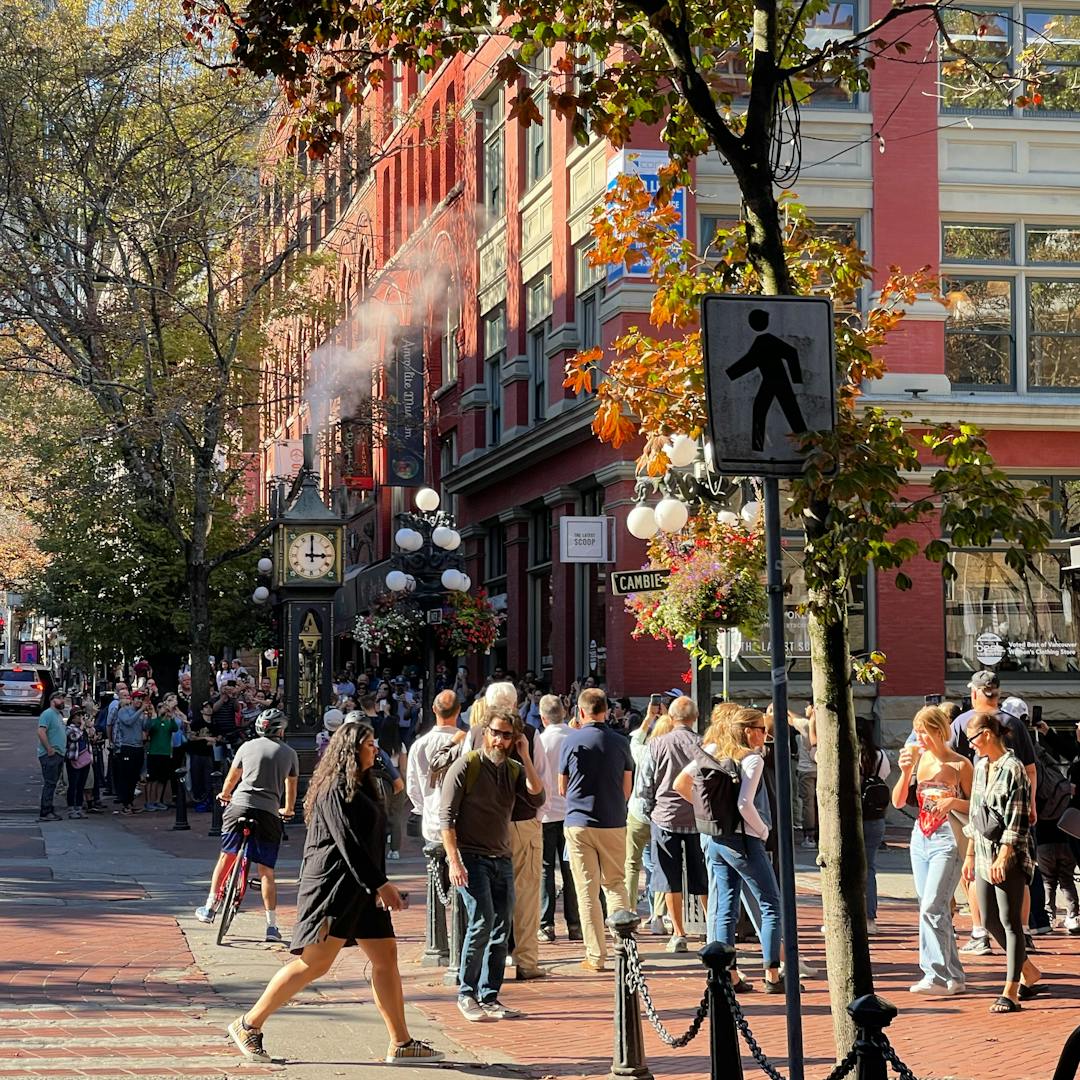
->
<box><xmin>967</xmin><ymin>729</ymin><xmax>989</xmax><ymax>743</ymax></box>
<box><xmin>487</xmin><ymin>728</ymin><xmax>515</xmax><ymax>741</ymax></box>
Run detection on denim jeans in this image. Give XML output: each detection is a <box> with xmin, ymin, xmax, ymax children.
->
<box><xmin>541</xmin><ymin>820</ymin><xmax>580</xmax><ymax>931</ymax></box>
<box><xmin>457</xmin><ymin>853</ymin><xmax>514</xmax><ymax>1002</ymax></box>
<box><xmin>909</xmin><ymin>824</ymin><xmax>964</xmax><ymax>985</ymax></box>
<box><xmin>705</xmin><ymin>833</ymin><xmax>782</xmax><ymax>969</ymax></box>
<box><xmin>39</xmin><ymin>754</ymin><xmax>62</xmax><ymax>816</ymax></box>
<box><xmin>862</xmin><ymin>817</ymin><xmax>887</xmax><ymax>921</ymax></box>
<box><xmin>65</xmin><ymin>763</ymin><xmax>90</xmax><ymax>809</ymax></box>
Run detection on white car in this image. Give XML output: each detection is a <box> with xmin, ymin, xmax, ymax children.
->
<box><xmin>0</xmin><ymin>666</ymin><xmax>55</xmax><ymax>713</ymax></box>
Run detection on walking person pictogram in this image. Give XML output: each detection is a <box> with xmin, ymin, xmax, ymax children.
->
<box><xmin>725</xmin><ymin>309</ymin><xmax>807</xmax><ymax>452</ymax></box>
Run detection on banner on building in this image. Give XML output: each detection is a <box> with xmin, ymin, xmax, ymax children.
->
<box><xmin>272</xmin><ymin>439</ymin><xmax>305</xmax><ymax>479</ymax></box>
<box><xmin>340</xmin><ymin>416</ymin><xmax>374</xmax><ymax>491</ymax></box>
<box><xmin>387</xmin><ymin>328</ymin><xmax>425</xmax><ymax>487</ymax></box>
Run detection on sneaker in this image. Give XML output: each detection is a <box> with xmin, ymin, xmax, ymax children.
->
<box><xmin>37</xmin><ymin>812</ymin><xmax>62</xmax><ymax>822</ymax></box>
<box><xmin>265</xmin><ymin>925</ymin><xmax>282</xmax><ymax>943</ymax></box>
<box><xmin>456</xmin><ymin>995</ymin><xmax>493</xmax><ymax>1023</ymax></box>
<box><xmin>780</xmin><ymin>959</ymin><xmax>819</xmax><ymax>980</ymax></box>
<box><xmin>763</xmin><ymin>976</ymin><xmax>787</xmax><ymax>995</ymax></box>
<box><xmin>960</xmin><ymin>935</ymin><xmax>992</xmax><ymax>956</ymax></box>
<box><xmin>227</xmin><ymin>1016</ymin><xmax>271</xmax><ymax>1063</ymax></box>
<box><xmin>86</xmin><ymin>805</ymin><xmax>105</xmax><ymax>814</ymax></box>
<box><xmin>387</xmin><ymin>850</ymin><xmax>400</xmax><ymax>861</ymax></box>
<box><xmin>909</xmin><ymin>978</ymin><xmax>954</xmax><ymax>995</ymax></box>
<box><xmin>480</xmin><ymin>999</ymin><xmax>524</xmax><ymax>1020</ymax></box>
<box><xmin>945</xmin><ymin>979</ymin><xmax>965</xmax><ymax>994</ymax></box>
<box><xmin>195</xmin><ymin>906</ymin><xmax>217</xmax><ymax>925</ymax></box>
<box><xmin>515</xmin><ymin>967</ymin><xmax>548</xmax><ymax>981</ymax></box>
<box><xmin>647</xmin><ymin>916</ymin><xmax>666</xmax><ymax>935</ymax></box>
<box><xmin>537</xmin><ymin>926</ymin><xmax>556</xmax><ymax>943</ymax></box>
<box><xmin>1030</xmin><ymin>923</ymin><xmax>1054</xmax><ymax>937</ymax></box>
<box><xmin>666</xmin><ymin>935</ymin><xmax>688</xmax><ymax>954</ymax></box>
<box><xmin>1065</xmin><ymin>916</ymin><xmax>1080</xmax><ymax>934</ymax></box>
<box><xmin>866</xmin><ymin>919</ymin><xmax>878</xmax><ymax>936</ymax></box>
<box><xmin>385</xmin><ymin>1039</ymin><xmax>444</xmax><ymax>1064</ymax></box>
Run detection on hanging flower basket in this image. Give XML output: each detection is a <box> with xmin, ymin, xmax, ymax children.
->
<box><xmin>353</xmin><ymin>594</ymin><xmax>423</xmax><ymax>655</ymax></box>
<box><xmin>625</xmin><ymin>513</ymin><xmax>767</xmax><ymax>668</ymax></box>
<box><xmin>436</xmin><ymin>589</ymin><xmax>503</xmax><ymax>656</ymax></box>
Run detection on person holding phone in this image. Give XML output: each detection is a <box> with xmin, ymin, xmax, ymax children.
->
<box><xmin>227</xmin><ymin>720</ymin><xmax>442</xmax><ymax>1065</ymax></box>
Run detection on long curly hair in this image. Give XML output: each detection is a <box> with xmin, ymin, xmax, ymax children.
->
<box><xmin>304</xmin><ymin>720</ymin><xmax>378</xmax><ymax>818</ymax></box>
<box><xmin>714</xmin><ymin>707</ymin><xmax>767</xmax><ymax>763</ymax></box>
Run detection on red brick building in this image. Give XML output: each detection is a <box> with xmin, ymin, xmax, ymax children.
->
<box><xmin>258</xmin><ymin>10</ymin><xmax>1080</xmax><ymax>735</ymax></box>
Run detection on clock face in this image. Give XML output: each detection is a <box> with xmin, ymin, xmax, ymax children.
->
<box><xmin>287</xmin><ymin>531</ymin><xmax>337</xmax><ymax>580</ymax></box>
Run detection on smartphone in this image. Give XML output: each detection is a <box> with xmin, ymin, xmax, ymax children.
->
<box><xmin>924</xmin><ymin>693</ymin><xmax>943</xmax><ymax>706</ymax></box>
<box><xmin>1032</xmin><ymin>705</ymin><xmax>1043</xmax><ymax>725</ymax></box>
<box><xmin>649</xmin><ymin>693</ymin><xmax>662</xmax><ymax>707</ymax></box>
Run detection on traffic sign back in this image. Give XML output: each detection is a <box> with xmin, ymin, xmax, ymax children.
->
<box><xmin>702</xmin><ymin>294</ymin><xmax>836</xmax><ymax>477</ymax></box>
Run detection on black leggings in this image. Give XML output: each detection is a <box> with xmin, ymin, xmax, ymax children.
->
<box><xmin>976</xmin><ymin>867</ymin><xmax>1028</xmax><ymax>984</ymax></box>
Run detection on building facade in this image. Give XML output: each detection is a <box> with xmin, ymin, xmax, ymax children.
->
<box><xmin>257</xmin><ymin>9</ymin><xmax>1080</xmax><ymax>733</ymax></box>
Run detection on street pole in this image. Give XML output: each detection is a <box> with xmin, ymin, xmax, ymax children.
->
<box><xmin>764</xmin><ymin>477</ymin><xmax>804</xmax><ymax>1080</ymax></box>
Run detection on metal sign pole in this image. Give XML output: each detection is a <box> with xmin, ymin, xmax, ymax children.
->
<box><xmin>764</xmin><ymin>477</ymin><xmax>804</xmax><ymax>1080</ymax></box>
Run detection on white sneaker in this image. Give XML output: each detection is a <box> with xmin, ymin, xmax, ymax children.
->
<box><xmin>1065</xmin><ymin>915</ymin><xmax>1080</xmax><ymax>933</ymax></box>
<box><xmin>909</xmin><ymin>978</ymin><xmax>957</xmax><ymax>995</ymax></box>
<box><xmin>647</xmin><ymin>916</ymin><xmax>666</xmax><ymax>935</ymax></box>
<box><xmin>666</xmin><ymin>935</ymin><xmax>688</xmax><ymax>953</ymax></box>
<box><xmin>387</xmin><ymin>850</ymin><xmax>400</xmax><ymax>861</ymax></box>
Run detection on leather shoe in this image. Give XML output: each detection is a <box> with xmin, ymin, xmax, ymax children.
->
<box><xmin>567</xmin><ymin>927</ymin><xmax>584</xmax><ymax>941</ymax></box>
<box><xmin>580</xmin><ymin>959</ymin><xmax>606</xmax><ymax>973</ymax></box>
<box><xmin>515</xmin><ymin>967</ymin><xmax>548</xmax><ymax>981</ymax></box>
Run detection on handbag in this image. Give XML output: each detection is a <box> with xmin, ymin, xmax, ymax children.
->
<box><xmin>73</xmin><ymin>747</ymin><xmax>93</xmax><ymax>769</ymax></box>
<box><xmin>968</xmin><ymin>801</ymin><xmax>1005</xmax><ymax>843</ymax></box>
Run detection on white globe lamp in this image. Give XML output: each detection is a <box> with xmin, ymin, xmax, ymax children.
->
<box><xmin>740</xmin><ymin>501</ymin><xmax>761</xmax><ymax>524</ymax></box>
<box><xmin>443</xmin><ymin>530</ymin><xmax>462</xmax><ymax>550</ymax></box>
<box><xmin>654</xmin><ymin>497</ymin><xmax>690</xmax><ymax>533</ymax></box>
<box><xmin>395</xmin><ymin>527</ymin><xmax>423</xmax><ymax>552</ymax></box>
<box><xmin>404</xmin><ymin>575</ymin><xmax>417</xmax><ymax>592</ymax></box>
<box><xmin>626</xmin><ymin>504</ymin><xmax>658</xmax><ymax>540</ymax></box>
<box><xmin>385</xmin><ymin>570</ymin><xmax>408</xmax><ymax>592</ymax></box>
<box><xmin>717</xmin><ymin>510</ymin><xmax>739</xmax><ymax>527</ymax></box>
<box><xmin>432</xmin><ymin>526</ymin><xmax>460</xmax><ymax>550</ymax></box>
<box><xmin>665</xmin><ymin>434</ymin><xmax>698</xmax><ymax>469</ymax></box>
<box><xmin>441</xmin><ymin>568</ymin><xmax>464</xmax><ymax>591</ymax></box>
<box><xmin>415</xmin><ymin>487</ymin><xmax>441</xmax><ymax>513</ymax></box>
<box><xmin>252</xmin><ymin>586</ymin><xmax>270</xmax><ymax>604</ymax></box>
<box><xmin>460</xmin><ymin>574</ymin><xmax>472</xmax><ymax>591</ymax></box>
<box><xmin>256</xmin><ymin>557</ymin><xmax>273</xmax><ymax>576</ymax></box>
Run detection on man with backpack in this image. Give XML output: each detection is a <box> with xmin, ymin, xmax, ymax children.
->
<box><xmin>440</xmin><ymin>706</ymin><xmax>545</xmax><ymax>1023</ymax></box>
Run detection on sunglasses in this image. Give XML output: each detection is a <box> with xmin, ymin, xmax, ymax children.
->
<box><xmin>748</xmin><ymin>724</ymin><xmax>767</xmax><ymax>732</ymax></box>
<box><xmin>487</xmin><ymin>728</ymin><xmax>515</xmax><ymax>741</ymax></box>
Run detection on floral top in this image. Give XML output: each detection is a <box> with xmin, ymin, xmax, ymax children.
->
<box><xmin>967</xmin><ymin>751</ymin><xmax>1033</xmax><ymax>883</ymax></box>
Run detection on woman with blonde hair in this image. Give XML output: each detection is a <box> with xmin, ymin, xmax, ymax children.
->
<box><xmin>676</xmin><ymin>707</ymin><xmax>783</xmax><ymax>992</ymax></box>
<box><xmin>891</xmin><ymin>704</ymin><xmax>972</xmax><ymax>995</ymax></box>
<box><xmin>467</xmin><ymin>697</ymin><xmax>488</xmax><ymax>729</ymax></box>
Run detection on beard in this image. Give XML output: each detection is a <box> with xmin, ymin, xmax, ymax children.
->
<box><xmin>483</xmin><ymin>745</ymin><xmax>507</xmax><ymax>765</ymax></box>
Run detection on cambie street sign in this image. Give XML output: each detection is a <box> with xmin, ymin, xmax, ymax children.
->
<box><xmin>610</xmin><ymin>568</ymin><xmax>670</xmax><ymax>596</ymax></box>
<box><xmin>701</xmin><ymin>293</ymin><xmax>837</xmax><ymax>477</ymax></box>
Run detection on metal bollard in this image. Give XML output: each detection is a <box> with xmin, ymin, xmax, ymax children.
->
<box><xmin>208</xmin><ymin>767</ymin><xmax>223</xmax><ymax>838</ymax></box>
<box><xmin>847</xmin><ymin>994</ymin><xmax>899</xmax><ymax>1080</ymax></box>
<box><xmin>608</xmin><ymin>909</ymin><xmax>653</xmax><ymax>1080</ymax></box>
<box><xmin>422</xmin><ymin>842</ymin><xmax>450</xmax><ymax>967</ymax></box>
<box><xmin>172</xmin><ymin>768</ymin><xmax>191</xmax><ymax>831</ymax></box>
<box><xmin>442</xmin><ymin>883</ymin><xmax>466</xmax><ymax>987</ymax></box>
<box><xmin>700</xmin><ymin>941</ymin><xmax>742</xmax><ymax>1080</ymax></box>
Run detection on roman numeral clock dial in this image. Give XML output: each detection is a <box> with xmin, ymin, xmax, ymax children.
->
<box><xmin>286</xmin><ymin>531</ymin><xmax>336</xmax><ymax>580</ymax></box>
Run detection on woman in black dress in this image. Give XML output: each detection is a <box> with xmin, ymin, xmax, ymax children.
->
<box><xmin>227</xmin><ymin>720</ymin><xmax>442</xmax><ymax>1065</ymax></box>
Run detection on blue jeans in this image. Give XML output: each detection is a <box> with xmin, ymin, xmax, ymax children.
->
<box><xmin>39</xmin><ymin>754</ymin><xmax>62</xmax><ymax>816</ymax></box>
<box><xmin>909</xmin><ymin>824</ymin><xmax>964</xmax><ymax>985</ymax></box>
<box><xmin>863</xmin><ymin>817</ymin><xmax>887</xmax><ymax>921</ymax></box>
<box><xmin>705</xmin><ymin>833</ymin><xmax>781</xmax><ymax>969</ymax></box>
<box><xmin>457</xmin><ymin>853</ymin><xmax>515</xmax><ymax>1002</ymax></box>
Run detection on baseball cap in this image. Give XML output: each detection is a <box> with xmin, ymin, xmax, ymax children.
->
<box><xmin>664</xmin><ymin>688</ymin><xmax>683</xmax><ymax>700</ymax></box>
<box><xmin>968</xmin><ymin>670</ymin><xmax>1000</xmax><ymax>693</ymax></box>
<box><xmin>323</xmin><ymin>708</ymin><xmax>345</xmax><ymax>731</ymax></box>
<box><xmin>1000</xmin><ymin>696</ymin><xmax>1029</xmax><ymax>721</ymax></box>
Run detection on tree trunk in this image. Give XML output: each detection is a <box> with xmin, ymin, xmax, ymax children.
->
<box><xmin>808</xmin><ymin>581</ymin><xmax>873</xmax><ymax>1056</ymax></box>
<box><xmin>188</xmin><ymin>559</ymin><xmax>213</xmax><ymax>715</ymax></box>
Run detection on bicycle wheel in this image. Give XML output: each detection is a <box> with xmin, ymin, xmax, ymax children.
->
<box><xmin>216</xmin><ymin>847</ymin><xmax>246</xmax><ymax>945</ymax></box>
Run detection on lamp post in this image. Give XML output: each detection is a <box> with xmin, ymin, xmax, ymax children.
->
<box><xmin>385</xmin><ymin>487</ymin><xmax>468</xmax><ymax>729</ymax></box>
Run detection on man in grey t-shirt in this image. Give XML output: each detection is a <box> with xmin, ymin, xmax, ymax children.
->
<box><xmin>195</xmin><ymin>709</ymin><xmax>298</xmax><ymax>941</ymax></box>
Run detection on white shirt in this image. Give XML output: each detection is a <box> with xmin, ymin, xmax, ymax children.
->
<box><xmin>679</xmin><ymin>742</ymin><xmax>770</xmax><ymax>841</ymax></box>
<box><xmin>538</xmin><ymin>723</ymin><xmax>573</xmax><ymax>823</ymax></box>
<box><xmin>406</xmin><ymin>725</ymin><xmax>461</xmax><ymax>843</ymax></box>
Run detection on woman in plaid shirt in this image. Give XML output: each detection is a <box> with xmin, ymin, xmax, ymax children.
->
<box><xmin>962</xmin><ymin>712</ymin><xmax>1042</xmax><ymax>1012</ymax></box>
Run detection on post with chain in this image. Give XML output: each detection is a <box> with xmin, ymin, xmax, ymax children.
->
<box><xmin>608</xmin><ymin>909</ymin><xmax>653</xmax><ymax>1080</ymax></box>
<box><xmin>442</xmin><ymin>880</ymin><xmax>466</xmax><ymax>987</ymax></box>
<box><xmin>422</xmin><ymin>842</ymin><xmax>450</xmax><ymax>967</ymax></box>
<box><xmin>700</xmin><ymin>941</ymin><xmax>742</xmax><ymax>1080</ymax></box>
<box><xmin>848</xmin><ymin>995</ymin><xmax>898</xmax><ymax>1080</ymax></box>
<box><xmin>171</xmin><ymin>767</ymin><xmax>190</xmax><ymax>831</ymax></box>
<box><xmin>208</xmin><ymin>765</ymin><xmax>223</xmax><ymax>838</ymax></box>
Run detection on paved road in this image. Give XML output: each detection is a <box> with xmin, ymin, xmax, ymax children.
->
<box><xmin>3</xmin><ymin>711</ymin><xmax>1080</xmax><ymax>1079</ymax></box>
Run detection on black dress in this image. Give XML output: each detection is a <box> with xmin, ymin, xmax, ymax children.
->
<box><xmin>289</xmin><ymin>780</ymin><xmax>393</xmax><ymax>953</ymax></box>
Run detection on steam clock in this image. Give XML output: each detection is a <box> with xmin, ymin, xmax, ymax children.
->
<box><xmin>274</xmin><ymin>436</ymin><xmax>344</xmax><ymax>731</ymax></box>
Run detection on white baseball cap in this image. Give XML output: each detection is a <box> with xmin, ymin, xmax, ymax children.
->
<box><xmin>999</xmin><ymin>696</ymin><xmax>1029</xmax><ymax>721</ymax></box>
<box><xmin>323</xmin><ymin>708</ymin><xmax>345</xmax><ymax>731</ymax></box>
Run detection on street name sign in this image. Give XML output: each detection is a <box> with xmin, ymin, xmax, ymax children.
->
<box><xmin>701</xmin><ymin>294</ymin><xmax>836</xmax><ymax>477</ymax></box>
<box><xmin>610</xmin><ymin>568</ymin><xmax>670</xmax><ymax>596</ymax></box>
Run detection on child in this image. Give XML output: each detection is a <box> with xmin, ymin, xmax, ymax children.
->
<box><xmin>316</xmin><ymin>708</ymin><xmax>344</xmax><ymax>760</ymax></box>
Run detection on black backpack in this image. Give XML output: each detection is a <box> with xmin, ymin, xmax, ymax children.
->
<box><xmin>691</xmin><ymin>745</ymin><xmax>744</xmax><ymax>836</ymax></box>
<box><xmin>861</xmin><ymin>750</ymin><xmax>891</xmax><ymax>820</ymax></box>
<box><xmin>1034</xmin><ymin>744</ymin><xmax>1072</xmax><ymax>823</ymax></box>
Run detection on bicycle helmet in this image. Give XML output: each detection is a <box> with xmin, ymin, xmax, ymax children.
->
<box><xmin>323</xmin><ymin>708</ymin><xmax>344</xmax><ymax>731</ymax></box>
<box><xmin>343</xmin><ymin>710</ymin><xmax>365</xmax><ymax>726</ymax></box>
<box><xmin>255</xmin><ymin>708</ymin><xmax>288</xmax><ymax>738</ymax></box>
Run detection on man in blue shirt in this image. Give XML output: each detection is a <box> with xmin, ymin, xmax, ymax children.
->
<box><xmin>559</xmin><ymin>687</ymin><xmax>634</xmax><ymax>972</ymax></box>
<box><xmin>36</xmin><ymin>692</ymin><xmax>68</xmax><ymax>821</ymax></box>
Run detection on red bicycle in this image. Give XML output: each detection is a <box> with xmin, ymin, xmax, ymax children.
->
<box><xmin>215</xmin><ymin>815</ymin><xmax>255</xmax><ymax>945</ymax></box>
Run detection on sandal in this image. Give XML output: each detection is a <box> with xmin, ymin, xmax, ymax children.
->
<box><xmin>731</xmin><ymin>979</ymin><xmax>755</xmax><ymax>994</ymax></box>
<box><xmin>1018</xmin><ymin>983</ymin><xmax>1042</xmax><ymax>1001</ymax></box>
<box><xmin>989</xmin><ymin>995</ymin><xmax>1021</xmax><ymax>1013</ymax></box>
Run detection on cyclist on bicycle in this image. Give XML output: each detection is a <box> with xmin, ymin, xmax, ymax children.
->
<box><xmin>195</xmin><ymin>708</ymin><xmax>299</xmax><ymax>942</ymax></box>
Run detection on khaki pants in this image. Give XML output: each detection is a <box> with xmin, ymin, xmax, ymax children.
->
<box><xmin>566</xmin><ymin>825</ymin><xmax>630</xmax><ymax>967</ymax></box>
<box><xmin>510</xmin><ymin>818</ymin><xmax>543</xmax><ymax>973</ymax></box>
<box><xmin>624</xmin><ymin>813</ymin><xmax>652</xmax><ymax>904</ymax></box>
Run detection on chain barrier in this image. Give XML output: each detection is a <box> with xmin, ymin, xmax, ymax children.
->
<box><xmin>877</xmin><ymin>1035</ymin><xmax>919</xmax><ymax>1080</ymax></box>
<box><xmin>426</xmin><ymin>857</ymin><xmax>454</xmax><ymax>908</ymax></box>
<box><xmin>719</xmin><ymin>977</ymin><xmax>789</xmax><ymax>1080</ymax></box>
<box><xmin>623</xmin><ymin>936</ymin><xmax>709</xmax><ymax>1048</ymax></box>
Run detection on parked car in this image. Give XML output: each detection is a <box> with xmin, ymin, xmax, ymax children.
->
<box><xmin>0</xmin><ymin>666</ymin><xmax>55</xmax><ymax>714</ymax></box>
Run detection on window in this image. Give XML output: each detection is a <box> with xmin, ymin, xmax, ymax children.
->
<box><xmin>486</xmin><ymin>522</ymin><xmax>507</xmax><ymax>583</ymax></box>
<box><xmin>526</xmin><ymin>273</ymin><xmax>551</xmax><ymax>421</ymax></box>
<box><xmin>525</xmin><ymin>53</ymin><xmax>551</xmax><ymax>188</ymax></box>
<box><xmin>481</xmin><ymin>91</ymin><xmax>505</xmax><ymax>221</ymax></box>
<box><xmin>439</xmin><ymin>432</ymin><xmax>457</xmax><ymax>517</ymax></box>
<box><xmin>440</xmin><ymin>277</ymin><xmax>460</xmax><ymax>386</ymax></box>
<box><xmin>484</xmin><ymin>306</ymin><xmax>506</xmax><ymax>445</ymax></box>
<box><xmin>391</xmin><ymin>60</ymin><xmax>406</xmax><ymax>122</ymax></box>
<box><xmin>576</xmin><ymin>242</ymin><xmax>605</xmax><ymax>354</ymax></box>
<box><xmin>942</xmin><ymin>221</ymin><xmax>1080</xmax><ymax>390</ymax></box>
<box><xmin>529</xmin><ymin>508</ymin><xmax>553</xmax><ymax>676</ymax></box>
<box><xmin>941</xmin><ymin>7</ymin><xmax>1080</xmax><ymax>114</ymax></box>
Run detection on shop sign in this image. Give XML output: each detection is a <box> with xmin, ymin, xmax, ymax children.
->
<box><xmin>560</xmin><ymin>516</ymin><xmax>615</xmax><ymax>563</ymax></box>
<box><xmin>387</xmin><ymin>328</ymin><xmax>425</xmax><ymax>487</ymax></box>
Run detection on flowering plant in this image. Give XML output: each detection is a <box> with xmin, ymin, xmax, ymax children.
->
<box><xmin>626</xmin><ymin>511</ymin><xmax>766</xmax><ymax>667</ymax></box>
<box><xmin>353</xmin><ymin>595</ymin><xmax>423</xmax><ymax>655</ymax></box>
<box><xmin>436</xmin><ymin>588</ymin><xmax>503</xmax><ymax>656</ymax></box>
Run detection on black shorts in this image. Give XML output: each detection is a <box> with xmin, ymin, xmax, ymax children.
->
<box><xmin>290</xmin><ymin>891</ymin><xmax>394</xmax><ymax>953</ymax></box>
<box><xmin>146</xmin><ymin>754</ymin><xmax>174</xmax><ymax>784</ymax></box>
<box><xmin>651</xmin><ymin>824</ymin><xmax>709</xmax><ymax>895</ymax></box>
<box><xmin>221</xmin><ymin>805</ymin><xmax>284</xmax><ymax>869</ymax></box>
